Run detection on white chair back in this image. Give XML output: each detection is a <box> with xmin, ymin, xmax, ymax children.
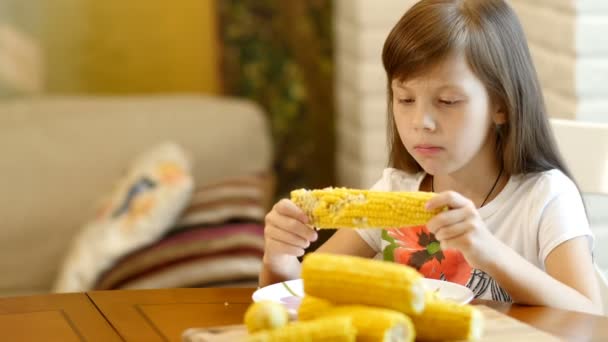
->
<box><xmin>550</xmin><ymin>119</ymin><xmax>608</xmax><ymax>194</ymax></box>
<box><xmin>595</xmin><ymin>264</ymin><xmax>608</xmax><ymax>314</ymax></box>
<box><xmin>550</xmin><ymin>118</ymin><xmax>608</xmax><ymax>315</ymax></box>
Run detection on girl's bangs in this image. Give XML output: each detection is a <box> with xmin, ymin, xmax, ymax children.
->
<box><xmin>383</xmin><ymin>3</ymin><xmax>466</xmax><ymax>83</ymax></box>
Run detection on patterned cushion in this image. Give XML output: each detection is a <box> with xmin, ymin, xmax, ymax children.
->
<box><xmin>92</xmin><ymin>173</ymin><xmax>274</xmax><ymax>290</ymax></box>
<box><xmin>53</xmin><ymin>142</ymin><xmax>193</xmax><ymax>292</ymax></box>
<box><xmin>94</xmin><ymin>223</ymin><xmax>264</xmax><ymax>289</ymax></box>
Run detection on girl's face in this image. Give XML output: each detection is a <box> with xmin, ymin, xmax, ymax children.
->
<box><xmin>391</xmin><ymin>52</ymin><xmax>503</xmax><ymax>176</ymax></box>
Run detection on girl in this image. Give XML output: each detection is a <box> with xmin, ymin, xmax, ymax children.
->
<box><xmin>261</xmin><ymin>0</ymin><xmax>601</xmax><ymax>314</ymax></box>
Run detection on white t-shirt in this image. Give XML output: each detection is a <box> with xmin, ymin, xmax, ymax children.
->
<box><xmin>356</xmin><ymin>168</ymin><xmax>593</xmax><ymax>301</ymax></box>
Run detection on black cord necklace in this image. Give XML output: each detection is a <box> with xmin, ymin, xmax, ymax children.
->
<box><xmin>432</xmin><ymin>166</ymin><xmax>504</xmax><ymax>208</ymax></box>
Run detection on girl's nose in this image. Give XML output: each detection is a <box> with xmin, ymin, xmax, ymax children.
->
<box><xmin>412</xmin><ymin>104</ymin><xmax>436</xmax><ymax>131</ymax></box>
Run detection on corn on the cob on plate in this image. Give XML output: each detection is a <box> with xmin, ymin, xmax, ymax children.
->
<box><xmin>244</xmin><ymin>300</ymin><xmax>289</xmax><ymax>333</ymax></box>
<box><xmin>410</xmin><ymin>297</ymin><xmax>483</xmax><ymax>341</ymax></box>
<box><xmin>246</xmin><ymin>315</ymin><xmax>356</xmax><ymax>342</ymax></box>
<box><xmin>290</xmin><ymin>187</ymin><xmax>441</xmax><ymax>229</ymax></box>
<box><xmin>298</xmin><ymin>295</ymin><xmax>415</xmax><ymax>342</ymax></box>
<box><xmin>301</xmin><ymin>253</ymin><xmax>426</xmax><ymax>315</ymax></box>
<box><xmin>296</xmin><ymin>296</ymin><xmax>334</xmax><ymax>321</ymax></box>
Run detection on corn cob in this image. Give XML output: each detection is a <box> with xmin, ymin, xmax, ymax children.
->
<box><xmin>244</xmin><ymin>300</ymin><xmax>289</xmax><ymax>333</ymax></box>
<box><xmin>246</xmin><ymin>316</ymin><xmax>356</xmax><ymax>342</ymax></box>
<box><xmin>301</xmin><ymin>253</ymin><xmax>425</xmax><ymax>315</ymax></box>
<box><xmin>297</xmin><ymin>295</ymin><xmax>334</xmax><ymax>321</ymax></box>
<box><xmin>290</xmin><ymin>187</ymin><xmax>439</xmax><ymax>229</ymax></box>
<box><xmin>410</xmin><ymin>297</ymin><xmax>484</xmax><ymax>341</ymax></box>
<box><xmin>298</xmin><ymin>296</ymin><xmax>415</xmax><ymax>342</ymax></box>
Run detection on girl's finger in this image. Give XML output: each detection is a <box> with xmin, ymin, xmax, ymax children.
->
<box><xmin>426</xmin><ymin>191</ymin><xmax>471</xmax><ymax>210</ymax></box>
<box><xmin>274</xmin><ymin>199</ymin><xmax>309</xmax><ymax>224</ymax></box>
<box><xmin>426</xmin><ymin>207</ymin><xmax>468</xmax><ymax>234</ymax></box>
<box><xmin>266</xmin><ymin>211</ymin><xmax>318</xmax><ymax>242</ymax></box>
<box><xmin>265</xmin><ymin>224</ymin><xmax>311</xmax><ymax>249</ymax></box>
<box><xmin>434</xmin><ymin>220</ymin><xmax>472</xmax><ymax>241</ymax></box>
<box><xmin>266</xmin><ymin>237</ymin><xmax>305</xmax><ymax>257</ymax></box>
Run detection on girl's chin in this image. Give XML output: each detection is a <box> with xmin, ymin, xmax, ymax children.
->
<box><xmin>417</xmin><ymin>162</ymin><xmax>443</xmax><ymax>175</ymax></box>
<box><xmin>411</xmin><ymin>154</ymin><xmax>451</xmax><ymax>175</ymax></box>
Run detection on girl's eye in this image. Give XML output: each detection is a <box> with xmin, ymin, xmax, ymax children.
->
<box><xmin>398</xmin><ymin>98</ymin><xmax>414</xmax><ymax>104</ymax></box>
<box><xmin>439</xmin><ymin>99</ymin><xmax>458</xmax><ymax>105</ymax></box>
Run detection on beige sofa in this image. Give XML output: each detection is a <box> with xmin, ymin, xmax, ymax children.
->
<box><xmin>0</xmin><ymin>95</ymin><xmax>273</xmax><ymax>297</ymax></box>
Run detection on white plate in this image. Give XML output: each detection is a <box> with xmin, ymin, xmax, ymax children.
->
<box><xmin>252</xmin><ymin>278</ymin><xmax>474</xmax><ymax>318</ymax></box>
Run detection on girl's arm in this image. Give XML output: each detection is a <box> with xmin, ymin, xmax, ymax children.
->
<box><xmin>426</xmin><ymin>191</ymin><xmax>602</xmax><ymax>315</ymax></box>
<box><xmin>259</xmin><ymin>256</ymin><xmax>302</xmax><ymax>287</ymax></box>
<box><xmin>484</xmin><ymin>236</ymin><xmax>601</xmax><ymax>314</ymax></box>
<box><xmin>315</xmin><ymin>228</ymin><xmax>378</xmax><ymax>256</ymax></box>
<box><xmin>260</xmin><ymin>229</ymin><xmax>376</xmax><ymax>287</ymax></box>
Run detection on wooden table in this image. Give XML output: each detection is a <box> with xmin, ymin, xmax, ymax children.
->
<box><xmin>89</xmin><ymin>288</ymin><xmax>252</xmax><ymax>341</ymax></box>
<box><xmin>479</xmin><ymin>299</ymin><xmax>607</xmax><ymax>341</ymax></box>
<box><xmin>0</xmin><ymin>292</ymin><xmax>121</xmax><ymax>341</ymax></box>
<box><xmin>1</xmin><ymin>288</ymin><xmax>607</xmax><ymax>341</ymax></box>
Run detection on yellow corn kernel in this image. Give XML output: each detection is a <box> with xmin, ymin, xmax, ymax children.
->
<box><xmin>297</xmin><ymin>296</ymin><xmax>334</xmax><ymax>321</ymax></box>
<box><xmin>290</xmin><ymin>187</ymin><xmax>439</xmax><ymax>229</ymax></box>
<box><xmin>244</xmin><ymin>300</ymin><xmax>289</xmax><ymax>333</ymax></box>
<box><xmin>246</xmin><ymin>316</ymin><xmax>356</xmax><ymax>342</ymax></box>
<box><xmin>298</xmin><ymin>296</ymin><xmax>415</xmax><ymax>342</ymax></box>
<box><xmin>411</xmin><ymin>298</ymin><xmax>484</xmax><ymax>341</ymax></box>
<box><xmin>301</xmin><ymin>253</ymin><xmax>425</xmax><ymax>315</ymax></box>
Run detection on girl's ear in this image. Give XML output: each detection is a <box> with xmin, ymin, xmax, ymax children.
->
<box><xmin>494</xmin><ymin>113</ymin><xmax>507</xmax><ymax>125</ymax></box>
<box><xmin>493</xmin><ymin>104</ymin><xmax>507</xmax><ymax>125</ymax></box>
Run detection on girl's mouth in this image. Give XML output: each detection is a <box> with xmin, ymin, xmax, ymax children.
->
<box><xmin>414</xmin><ymin>145</ymin><xmax>443</xmax><ymax>156</ymax></box>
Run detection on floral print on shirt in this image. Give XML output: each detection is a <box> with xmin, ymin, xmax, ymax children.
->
<box><xmin>382</xmin><ymin>225</ymin><xmax>512</xmax><ymax>301</ymax></box>
<box><xmin>382</xmin><ymin>225</ymin><xmax>471</xmax><ymax>285</ymax></box>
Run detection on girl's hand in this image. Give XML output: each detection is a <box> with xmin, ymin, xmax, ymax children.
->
<box><xmin>425</xmin><ymin>191</ymin><xmax>501</xmax><ymax>269</ymax></box>
<box><xmin>263</xmin><ymin>199</ymin><xmax>318</xmax><ymax>268</ymax></box>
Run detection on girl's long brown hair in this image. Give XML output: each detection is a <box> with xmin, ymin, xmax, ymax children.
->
<box><xmin>382</xmin><ymin>0</ymin><xmax>572</xmax><ymax>179</ymax></box>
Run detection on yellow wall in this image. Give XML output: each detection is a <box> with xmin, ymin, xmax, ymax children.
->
<box><xmin>83</xmin><ymin>0</ymin><xmax>219</xmax><ymax>94</ymax></box>
<box><xmin>10</xmin><ymin>0</ymin><xmax>220</xmax><ymax>94</ymax></box>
